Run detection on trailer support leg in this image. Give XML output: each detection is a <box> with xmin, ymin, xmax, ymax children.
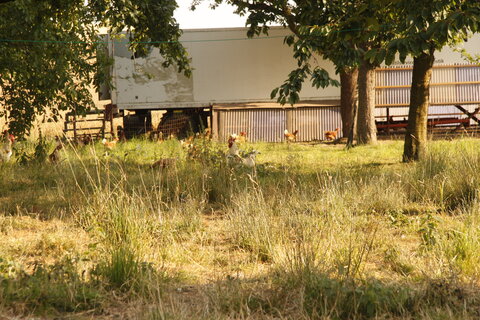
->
<box><xmin>455</xmin><ymin>105</ymin><xmax>480</xmax><ymax>125</ymax></box>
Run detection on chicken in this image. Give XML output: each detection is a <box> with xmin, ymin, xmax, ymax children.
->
<box><xmin>1</xmin><ymin>130</ymin><xmax>14</xmax><ymax>162</ymax></box>
<box><xmin>180</xmin><ymin>135</ymin><xmax>194</xmax><ymax>148</ymax></box>
<box><xmin>180</xmin><ymin>135</ymin><xmax>192</xmax><ymax>148</ymax></box>
<box><xmin>227</xmin><ymin>134</ymin><xmax>240</xmax><ymax>157</ymax></box>
<box><xmin>49</xmin><ymin>136</ymin><xmax>63</xmax><ymax>164</ymax></box>
<box><xmin>324</xmin><ymin>128</ymin><xmax>340</xmax><ymax>141</ymax></box>
<box><xmin>237</xmin><ymin>131</ymin><xmax>247</xmax><ymax>143</ymax></box>
<box><xmin>284</xmin><ymin>129</ymin><xmax>298</xmax><ymax>142</ymax></box>
<box><xmin>3</xmin><ymin>130</ymin><xmax>15</xmax><ymax>144</ymax></box>
<box><xmin>242</xmin><ymin>150</ymin><xmax>260</xmax><ymax>168</ymax></box>
<box><xmin>82</xmin><ymin>134</ymin><xmax>93</xmax><ymax>145</ymax></box>
<box><xmin>102</xmin><ymin>137</ymin><xmax>119</xmax><ymax>150</ymax></box>
<box><xmin>181</xmin><ymin>136</ymin><xmax>200</xmax><ymax>160</ymax></box>
<box><xmin>203</xmin><ymin>128</ymin><xmax>212</xmax><ymax>140</ymax></box>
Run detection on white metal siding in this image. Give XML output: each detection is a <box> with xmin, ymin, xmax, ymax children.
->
<box><xmin>218</xmin><ymin>109</ymin><xmax>287</xmax><ymax>142</ymax></box>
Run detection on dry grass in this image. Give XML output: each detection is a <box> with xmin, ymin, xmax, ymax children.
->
<box><xmin>1</xmin><ymin>137</ymin><xmax>480</xmax><ymax>319</ymax></box>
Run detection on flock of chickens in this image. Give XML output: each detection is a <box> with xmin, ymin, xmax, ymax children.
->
<box><xmin>224</xmin><ymin>127</ymin><xmax>340</xmax><ymax>168</ymax></box>
<box><xmin>284</xmin><ymin>128</ymin><xmax>340</xmax><ymax>142</ymax></box>
<box><xmin>0</xmin><ymin>127</ymin><xmax>340</xmax><ymax>167</ymax></box>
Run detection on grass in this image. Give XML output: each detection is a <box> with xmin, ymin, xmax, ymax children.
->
<box><xmin>2</xmin><ymin>136</ymin><xmax>480</xmax><ymax>319</ymax></box>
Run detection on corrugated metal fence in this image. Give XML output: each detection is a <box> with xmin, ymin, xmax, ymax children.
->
<box><xmin>291</xmin><ymin>107</ymin><xmax>342</xmax><ymax>142</ymax></box>
<box><xmin>215</xmin><ymin>106</ymin><xmax>342</xmax><ymax>142</ymax></box>
<box><xmin>374</xmin><ymin>104</ymin><xmax>480</xmax><ymax>125</ymax></box>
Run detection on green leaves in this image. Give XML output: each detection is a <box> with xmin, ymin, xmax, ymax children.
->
<box><xmin>364</xmin><ymin>48</ymin><xmax>387</xmax><ymax>65</ymax></box>
<box><xmin>0</xmin><ymin>0</ymin><xmax>191</xmax><ymax>137</ymax></box>
<box><xmin>385</xmin><ymin>48</ymin><xmax>396</xmax><ymax>66</ymax></box>
<box><xmin>385</xmin><ymin>0</ymin><xmax>480</xmax><ymax>62</ymax></box>
<box><xmin>272</xmin><ymin>67</ymin><xmax>308</xmax><ymax>105</ymax></box>
<box><xmin>312</xmin><ymin>67</ymin><xmax>340</xmax><ymax>89</ymax></box>
<box><xmin>271</xmin><ymin>65</ymin><xmax>338</xmax><ymax>106</ymax></box>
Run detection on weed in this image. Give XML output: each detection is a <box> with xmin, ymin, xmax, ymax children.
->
<box><xmin>419</xmin><ymin>213</ymin><xmax>439</xmax><ymax>249</ymax></box>
<box><xmin>384</xmin><ymin>247</ymin><xmax>414</xmax><ymax>276</ymax></box>
<box><xmin>0</xmin><ymin>257</ymin><xmax>101</xmax><ymax>315</ymax></box>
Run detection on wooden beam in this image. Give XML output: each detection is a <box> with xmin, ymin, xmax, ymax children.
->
<box><xmin>376</xmin><ymin>101</ymin><xmax>480</xmax><ymax>107</ymax></box>
<box><xmin>64</xmin><ymin>127</ymin><xmax>105</xmax><ymax>132</ymax></box>
<box><xmin>376</xmin><ymin>81</ymin><xmax>480</xmax><ymax>89</ymax></box>
<box><xmin>376</xmin><ymin>64</ymin><xmax>480</xmax><ymax>71</ymax></box>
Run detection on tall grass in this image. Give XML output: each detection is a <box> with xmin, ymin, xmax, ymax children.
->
<box><xmin>2</xmin><ymin>138</ymin><xmax>480</xmax><ymax>318</ymax></box>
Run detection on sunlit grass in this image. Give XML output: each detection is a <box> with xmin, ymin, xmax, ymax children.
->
<box><xmin>2</xmin><ymin>137</ymin><xmax>480</xmax><ymax>318</ymax></box>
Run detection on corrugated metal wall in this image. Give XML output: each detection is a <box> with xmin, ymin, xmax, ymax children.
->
<box><xmin>217</xmin><ymin>102</ymin><xmax>480</xmax><ymax>142</ymax></box>
<box><xmin>216</xmin><ymin>106</ymin><xmax>342</xmax><ymax>142</ymax></box>
<box><xmin>249</xmin><ymin>109</ymin><xmax>286</xmax><ymax>142</ymax></box>
<box><xmin>218</xmin><ymin>108</ymin><xmax>286</xmax><ymax>142</ymax></box>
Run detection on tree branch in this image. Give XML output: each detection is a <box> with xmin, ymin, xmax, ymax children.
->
<box><xmin>229</xmin><ymin>0</ymin><xmax>284</xmax><ymax>17</ymax></box>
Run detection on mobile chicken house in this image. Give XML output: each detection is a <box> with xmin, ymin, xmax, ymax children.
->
<box><xmin>101</xmin><ymin>27</ymin><xmax>480</xmax><ymax>141</ymax></box>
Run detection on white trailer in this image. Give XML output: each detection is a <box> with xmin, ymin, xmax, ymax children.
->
<box><xmin>102</xmin><ymin>27</ymin><xmax>340</xmax><ymax>137</ymax></box>
<box><xmin>105</xmin><ymin>27</ymin><xmax>338</xmax><ymax>110</ymax></box>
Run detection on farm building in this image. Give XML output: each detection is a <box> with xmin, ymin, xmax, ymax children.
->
<box><xmin>90</xmin><ymin>27</ymin><xmax>480</xmax><ymax>142</ymax></box>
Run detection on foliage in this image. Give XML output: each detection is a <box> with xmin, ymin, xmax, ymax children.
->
<box><xmin>368</xmin><ymin>0</ymin><xmax>480</xmax><ymax>64</ymax></box>
<box><xmin>360</xmin><ymin>0</ymin><xmax>480</xmax><ymax>160</ymax></box>
<box><xmin>207</xmin><ymin>0</ymin><xmax>399</xmax><ymax>106</ymax></box>
<box><xmin>0</xmin><ymin>257</ymin><xmax>102</xmax><ymax>313</ymax></box>
<box><xmin>0</xmin><ymin>0</ymin><xmax>191</xmax><ymax>137</ymax></box>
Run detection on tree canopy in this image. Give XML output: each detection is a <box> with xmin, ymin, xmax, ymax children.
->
<box><xmin>206</xmin><ymin>0</ymin><xmax>345</xmax><ymax>105</ymax></box>
<box><xmin>0</xmin><ymin>0</ymin><xmax>191</xmax><ymax>136</ymax></box>
<box><xmin>365</xmin><ymin>0</ymin><xmax>480</xmax><ymax>160</ymax></box>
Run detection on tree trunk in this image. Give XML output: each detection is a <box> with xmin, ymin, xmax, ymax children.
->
<box><xmin>340</xmin><ymin>68</ymin><xmax>358</xmax><ymax>138</ymax></box>
<box><xmin>403</xmin><ymin>50</ymin><xmax>435</xmax><ymax>162</ymax></box>
<box><xmin>356</xmin><ymin>60</ymin><xmax>377</xmax><ymax>145</ymax></box>
<box><xmin>346</xmin><ymin>95</ymin><xmax>358</xmax><ymax>149</ymax></box>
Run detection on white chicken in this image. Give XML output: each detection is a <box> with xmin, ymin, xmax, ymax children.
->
<box><xmin>242</xmin><ymin>150</ymin><xmax>260</xmax><ymax>168</ymax></box>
